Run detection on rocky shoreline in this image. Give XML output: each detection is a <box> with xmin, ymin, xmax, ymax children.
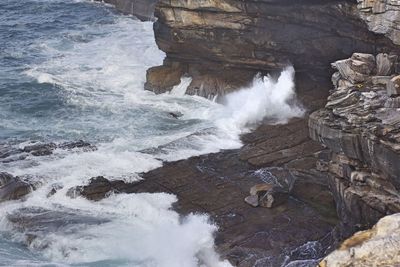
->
<box><xmin>2</xmin><ymin>0</ymin><xmax>400</xmax><ymax>266</ymax></box>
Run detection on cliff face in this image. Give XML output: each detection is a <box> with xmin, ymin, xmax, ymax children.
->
<box><xmin>357</xmin><ymin>0</ymin><xmax>400</xmax><ymax>45</ymax></box>
<box><xmin>145</xmin><ymin>0</ymin><xmax>399</xmax><ymax>97</ymax></box>
<box><xmin>309</xmin><ymin>52</ymin><xmax>400</xmax><ymax>236</ymax></box>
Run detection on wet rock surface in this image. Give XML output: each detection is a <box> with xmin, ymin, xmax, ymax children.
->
<box><xmin>309</xmin><ymin>52</ymin><xmax>400</xmax><ymax>237</ymax></box>
<box><xmin>7</xmin><ymin>207</ymin><xmax>110</xmax><ymax>248</ymax></box>
<box><xmin>0</xmin><ymin>140</ymin><xmax>96</xmax><ymax>163</ymax></box>
<box><xmin>67</xmin><ymin>176</ymin><xmax>143</xmax><ymax>201</ymax></box>
<box><xmin>137</xmin><ymin>118</ymin><xmax>338</xmax><ymax>267</ymax></box>
<box><xmin>0</xmin><ymin>172</ymin><xmax>36</xmax><ymax>202</ymax></box>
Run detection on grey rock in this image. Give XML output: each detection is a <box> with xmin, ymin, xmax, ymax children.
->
<box><xmin>0</xmin><ymin>173</ymin><xmax>35</xmax><ymax>202</ymax></box>
<box><xmin>387</xmin><ymin>75</ymin><xmax>400</xmax><ymax>96</ymax></box>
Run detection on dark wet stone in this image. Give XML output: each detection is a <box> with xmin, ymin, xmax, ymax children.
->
<box><xmin>67</xmin><ymin>176</ymin><xmax>142</xmax><ymax>201</ymax></box>
<box><xmin>22</xmin><ymin>143</ymin><xmax>56</xmax><ymax>156</ymax></box>
<box><xmin>0</xmin><ymin>172</ymin><xmax>35</xmax><ymax>202</ymax></box>
<box><xmin>58</xmin><ymin>140</ymin><xmax>97</xmax><ymax>151</ymax></box>
<box><xmin>168</xmin><ymin>112</ymin><xmax>183</xmax><ymax>119</ymax></box>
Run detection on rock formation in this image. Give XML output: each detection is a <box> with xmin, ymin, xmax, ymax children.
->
<box><xmin>309</xmin><ymin>52</ymin><xmax>400</xmax><ymax>236</ymax></box>
<box><xmin>144</xmin><ymin>0</ymin><xmax>399</xmax><ymax>97</ymax></box>
<box><xmin>357</xmin><ymin>0</ymin><xmax>400</xmax><ymax>46</ymax></box>
<box><xmin>319</xmin><ymin>213</ymin><xmax>400</xmax><ymax>267</ymax></box>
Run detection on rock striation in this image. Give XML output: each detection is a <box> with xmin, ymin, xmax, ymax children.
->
<box><xmin>309</xmin><ymin>52</ymin><xmax>400</xmax><ymax>236</ymax></box>
<box><xmin>357</xmin><ymin>0</ymin><xmax>400</xmax><ymax>46</ymax></box>
<box><xmin>145</xmin><ymin>0</ymin><xmax>399</xmax><ymax>97</ymax></box>
<box><xmin>319</xmin><ymin>213</ymin><xmax>400</xmax><ymax>267</ymax></box>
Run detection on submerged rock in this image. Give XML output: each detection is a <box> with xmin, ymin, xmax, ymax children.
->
<box><xmin>7</xmin><ymin>207</ymin><xmax>109</xmax><ymax>247</ymax></box>
<box><xmin>320</xmin><ymin>213</ymin><xmax>400</xmax><ymax>267</ymax></box>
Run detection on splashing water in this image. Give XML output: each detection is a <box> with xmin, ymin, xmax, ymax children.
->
<box><xmin>0</xmin><ymin>0</ymin><xmax>303</xmax><ymax>266</ymax></box>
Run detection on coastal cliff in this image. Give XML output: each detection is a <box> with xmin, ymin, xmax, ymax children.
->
<box><xmin>144</xmin><ymin>0</ymin><xmax>399</xmax><ymax>98</ymax></box>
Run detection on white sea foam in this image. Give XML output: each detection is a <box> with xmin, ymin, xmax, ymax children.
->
<box><xmin>2</xmin><ymin>2</ymin><xmax>302</xmax><ymax>266</ymax></box>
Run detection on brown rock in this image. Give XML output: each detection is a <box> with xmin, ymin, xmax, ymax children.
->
<box><xmin>145</xmin><ymin>63</ymin><xmax>185</xmax><ymax>94</ymax></box>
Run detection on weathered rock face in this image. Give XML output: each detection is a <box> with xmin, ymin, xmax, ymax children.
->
<box><xmin>357</xmin><ymin>0</ymin><xmax>400</xmax><ymax>46</ymax></box>
<box><xmin>145</xmin><ymin>0</ymin><xmax>399</xmax><ymax>97</ymax></box>
<box><xmin>97</xmin><ymin>0</ymin><xmax>157</xmax><ymax>21</ymax></box>
<box><xmin>319</xmin><ymin>213</ymin><xmax>400</xmax><ymax>267</ymax></box>
<box><xmin>309</xmin><ymin>52</ymin><xmax>400</xmax><ymax>236</ymax></box>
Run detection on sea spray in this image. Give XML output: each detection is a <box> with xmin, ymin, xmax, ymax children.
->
<box><xmin>0</xmin><ymin>1</ymin><xmax>302</xmax><ymax>266</ymax></box>
<box><xmin>218</xmin><ymin>66</ymin><xmax>304</xmax><ymax>133</ymax></box>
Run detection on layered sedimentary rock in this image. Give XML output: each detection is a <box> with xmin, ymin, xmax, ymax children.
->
<box><xmin>309</xmin><ymin>52</ymin><xmax>400</xmax><ymax>236</ymax></box>
<box><xmin>357</xmin><ymin>0</ymin><xmax>400</xmax><ymax>45</ymax></box>
<box><xmin>145</xmin><ymin>0</ymin><xmax>399</xmax><ymax>97</ymax></box>
<box><xmin>320</xmin><ymin>213</ymin><xmax>400</xmax><ymax>267</ymax></box>
<box><xmin>97</xmin><ymin>0</ymin><xmax>157</xmax><ymax>20</ymax></box>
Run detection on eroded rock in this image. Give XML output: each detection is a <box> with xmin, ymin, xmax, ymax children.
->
<box><xmin>309</xmin><ymin>53</ymin><xmax>400</xmax><ymax>233</ymax></box>
<box><xmin>320</xmin><ymin>213</ymin><xmax>400</xmax><ymax>267</ymax></box>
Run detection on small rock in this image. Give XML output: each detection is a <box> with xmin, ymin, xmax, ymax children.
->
<box><xmin>244</xmin><ymin>195</ymin><xmax>259</xmax><ymax>207</ymax></box>
<box><xmin>245</xmin><ymin>183</ymin><xmax>289</xmax><ymax>208</ymax></box>
<box><xmin>259</xmin><ymin>186</ymin><xmax>289</xmax><ymax>208</ymax></box>
<box><xmin>168</xmin><ymin>112</ymin><xmax>183</xmax><ymax>119</ymax></box>
<box><xmin>387</xmin><ymin>75</ymin><xmax>400</xmax><ymax>96</ymax></box>
<box><xmin>350</xmin><ymin>171</ymin><xmax>370</xmax><ymax>184</ymax></box>
<box><xmin>249</xmin><ymin>183</ymin><xmax>273</xmax><ymax>196</ymax></box>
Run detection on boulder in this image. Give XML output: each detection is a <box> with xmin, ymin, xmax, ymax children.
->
<box><xmin>331</xmin><ymin>53</ymin><xmax>376</xmax><ymax>84</ymax></box>
<box><xmin>0</xmin><ymin>172</ymin><xmax>35</xmax><ymax>202</ymax></box>
<box><xmin>245</xmin><ymin>183</ymin><xmax>289</xmax><ymax>209</ymax></box>
<box><xmin>376</xmin><ymin>53</ymin><xmax>397</xmax><ymax>76</ymax></box>
<box><xmin>258</xmin><ymin>186</ymin><xmax>289</xmax><ymax>208</ymax></box>
<box><xmin>387</xmin><ymin>75</ymin><xmax>400</xmax><ymax>96</ymax></box>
